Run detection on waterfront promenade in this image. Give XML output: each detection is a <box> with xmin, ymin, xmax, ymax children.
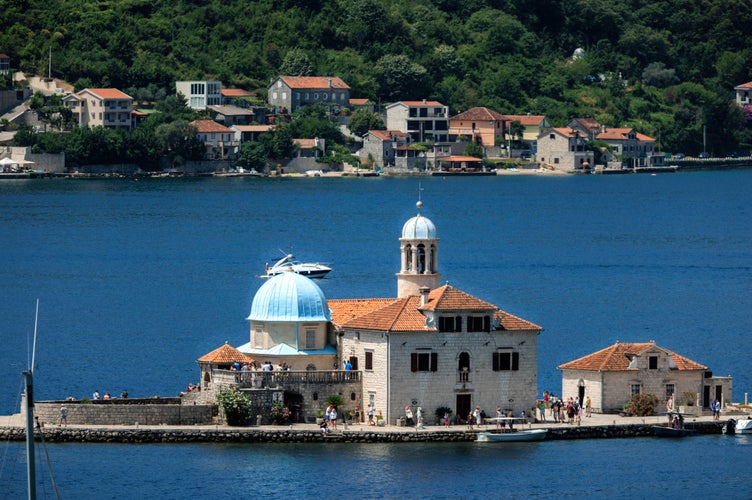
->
<box><xmin>0</xmin><ymin>410</ymin><xmax>729</xmax><ymax>443</ymax></box>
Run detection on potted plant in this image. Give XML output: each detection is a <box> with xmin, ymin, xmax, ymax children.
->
<box><xmin>315</xmin><ymin>409</ymin><xmax>325</xmax><ymax>425</ymax></box>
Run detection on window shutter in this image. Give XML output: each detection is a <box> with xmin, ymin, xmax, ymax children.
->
<box><xmin>411</xmin><ymin>353</ymin><xmax>418</xmax><ymax>372</ymax></box>
<box><xmin>350</xmin><ymin>356</ymin><xmax>358</xmax><ymax>370</ymax></box>
<box><xmin>431</xmin><ymin>352</ymin><xmax>438</xmax><ymax>372</ymax></box>
<box><xmin>512</xmin><ymin>352</ymin><xmax>520</xmax><ymax>371</ymax></box>
<box><xmin>365</xmin><ymin>352</ymin><xmax>373</xmax><ymax>370</ymax></box>
<box><xmin>492</xmin><ymin>352</ymin><xmax>499</xmax><ymax>371</ymax></box>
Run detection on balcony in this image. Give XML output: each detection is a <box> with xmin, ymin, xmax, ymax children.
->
<box><xmin>213</xmin><ymin>369</ymin><xmax>362</xmax><ymax>389</ymax></box>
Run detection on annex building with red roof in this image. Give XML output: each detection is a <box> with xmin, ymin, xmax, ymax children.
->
<box><xmin>558</xmin><ymin>341</ymin><xmax>732</xmax><ymax>414</ymax></box>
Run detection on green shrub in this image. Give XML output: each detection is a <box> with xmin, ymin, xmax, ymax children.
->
<box><xmin>435</xmin><ymin>406</ymin><xmax>452</xmax><ymax>421</ymax></box>
<box><xmin>216</xmin><ymin>387</ymin><xmax>251</xmax><ymax>426</ymax></box>
<box><xmin>270</xmin><ymin>402</ymin><xmax>291</xmax><ymax>425</ymax></box>
<box><xmin>623</xmin><ymin>393</ymin><xmax>659</xmax><ymax>416</ymax></box>
<box><xmin>325</xmin><ymin>395</ymin><xmax>344</xmax><ymax>408</ymax></box>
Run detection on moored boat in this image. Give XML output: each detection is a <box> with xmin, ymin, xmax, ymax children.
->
<box><xmin>722</xmin><ymin>417</ymin><xmax>752</xmax><ymax>435</ymax></box>
<box><xmin>652</xmin><ymin>425</ymin><xmax>697</xmax><ymax>437</ymax></box>
<box><xmin>476</xmin><ymin>429</ymin><xmax>548</xmax><ymax>442</ymax></box>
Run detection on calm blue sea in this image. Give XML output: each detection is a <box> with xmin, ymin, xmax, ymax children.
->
<box><xmin>1</xmin><ymin>171</ymin><xmax>751</xmax><ymax>497</ymax></box>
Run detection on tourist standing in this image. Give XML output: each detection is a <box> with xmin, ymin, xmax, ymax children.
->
<box><xmin>585</xmin><ymin>396</ymin><xmax>592</xmax><ymax>417</ymax></box>
<box><xmin>92</xmin><ymin>390</ymin><xmax>100</xmax><ymax>400</ymax></box>
<box><xmin>330</xmin><ymin>406</ymin><xmax>338</xmax><ymax>429</ymax></box>
<box><xmin>367</xmin><ymin>404</ymin><xmax>375</xmax><ymax>425</ymax></box>
<box><xmin>416</xmin><ymin>407</ymin><xmax>423</xmax><ymax>429</ymax></box>
<box><xmin>712</xmin><ymin>399</ymin><xmax>721</xmax><ymax>420</ymax></box>
<box><xmin>59</xmin><ymin>405</ymin><xmax>67</xmax><ymax>427</ymax></box>
<box><xmin>473</xmin><ymin>406</ymin><xmax>482</xmax><ymax>428</ymax></box>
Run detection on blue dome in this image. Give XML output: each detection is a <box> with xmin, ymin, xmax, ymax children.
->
<box><xmin>248</xmin><ymin>271</ymin><xmax>330</xmax><ymax>322</ymax></box>
<box><xmin>402</xmin><ymin>214</ymin><xmax>437</xmax><ymax>240</ymax></box>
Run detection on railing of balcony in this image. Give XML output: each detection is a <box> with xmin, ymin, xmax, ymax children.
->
<box><xmin>213</xmin><ymin>369</ymin><xmax>362</xmax><ymax>388</ymax></box>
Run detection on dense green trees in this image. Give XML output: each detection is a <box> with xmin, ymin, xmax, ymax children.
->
<box><xmin>2</xmin><ymin>0</ymin><xmax>751</xmax><ymax>155</ymax></box>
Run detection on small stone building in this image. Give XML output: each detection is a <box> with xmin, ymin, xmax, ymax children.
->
<box><xmin>559</xmin><ymin>341</ymin><xmax>732</xmax><ymax>413</ymax></box>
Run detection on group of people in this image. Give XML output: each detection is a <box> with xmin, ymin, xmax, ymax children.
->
<box><xmin>543</xmin><ymin>392</ymin><xmax>590</xmax><ymax>425</ymax></box>
<box><xmin>92</xmin><ymin>389</ymin><xmax>128</xmax><ymax>401</ymax></box>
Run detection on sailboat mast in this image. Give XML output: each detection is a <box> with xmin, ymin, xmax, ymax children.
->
<box><xmin>24</xmin><ymin>299</ymin><xmax>39</xmax><ymax>500</ymax></box>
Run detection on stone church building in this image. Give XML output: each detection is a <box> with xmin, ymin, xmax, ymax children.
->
<box><xmin>198</xmin><ymin>201</ymin><xmax>542</xmax><ymax>424</ymax></box>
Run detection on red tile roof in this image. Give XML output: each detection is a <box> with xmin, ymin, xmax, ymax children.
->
<box><xmin>596</xmin><ymin>128</ymin><xmax>655</xmax><ymax>142</ymax></box>
<box><xmin>190</xmin><ymin>119</ymin><xmax>233</xmax><ymax>133</ymax></box>
<box><xmin>502</xmin><ymin>115</ymin><xmax>546</xmax><ymax>126</ymax></box>
<box><xmin>349</xmin><ymin>98</ymin><xmax>372</xmax><ymax>106</ymax></box>
<box><xmin>437</xmin><ymin>156</ymin><xmax>483</xmax><ymax>163</ymax></box>
<box><xmin>397</xmin><ymin>100</ymin><xmax>445</xmax><ymax>107</ymax></box>
<box><xmin>368</xmin><ymin>130</ymin><xmax>410</xmax><ymax>141</ymax></box>
<box><xmin>328</xmin><ymin>285</ymin><xmax>542</xmax><ymax>333</ymax></box>
<box><xmin>197</xmin><ymin>342</ymin><xmax>253</xmax><ymax>363</ymax></box>
<box><xmin>735</xmin><ymin>81</ymin><xmax>752</xmax><ymax>89</ymax></box>
<box><xmin>233</xmin><ymin>125</ymin><xmax>275</xmax><ymax>133</ymax></box>
<box><xmin>451</xmin><ymin>107</ymin><xmax>506</xmax><ymax>121</ymax></box>
<box><xmin>222</xmin><ymin>88</ymin><xmax>254</xmax><ymax>97</ymax></box>
<box><xmin>279</xmin><ymin>76</ymin><xmax>350</xmax><ymax>90</ymax></box>
<box><xmin>558</xmin><ymin>342</ymin><xmax>707</xmax><ymax>371</ymax></box>
<box><xmin>294</xmin><ymin>138</ymin><xmax>318</xmax><ymax>149</ymax></box>
<box><xmin>80</xmin><ymin>88</ymin><xmax>132</xmax><ymax>100</ymax></box>
<box><xmin>549</xmin><ymin>128</ymin><xmax>585</xmax><ymax>139</ymax></box>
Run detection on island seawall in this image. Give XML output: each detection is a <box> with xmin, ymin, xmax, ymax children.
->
<box><xmin>0</xmin><ymin>421</ymin><xmax>725</xmax><ymax>444</ymax></box>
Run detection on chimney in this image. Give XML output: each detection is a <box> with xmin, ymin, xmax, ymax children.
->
<box><xmin>328</xmin><ymin>79</ymin><xmax>332</xmax><ymax>88</ymax></box>
<box><xmin>419</xmin><ymin>286</ymin><xmax>430</xmax><ymax>306</ymax></box>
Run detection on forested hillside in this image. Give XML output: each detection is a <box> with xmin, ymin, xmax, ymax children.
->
<box><xmin>2</xmin><ymin>0</ymin><xmax>752</xmax><ymax>153</ymax></box>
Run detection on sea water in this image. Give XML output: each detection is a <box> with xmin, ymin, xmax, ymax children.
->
<box><xmin>1</xmin><ymin>171</ymin><xmax>751</xmax><ymax>497</ymax></box>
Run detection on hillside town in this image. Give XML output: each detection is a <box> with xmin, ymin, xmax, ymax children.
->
<box><xmin>2</xmin><ymin>59</ymin><xmax>751</xmax><ymax>176</ymax></box>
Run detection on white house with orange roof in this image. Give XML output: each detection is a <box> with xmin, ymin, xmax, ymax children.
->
<box><xmin>536</xmin><ymin>127</ymin><xmax>594</xmax><ymax>172</ymax></box>
<box><xmin>559</xmin><ymin>341</ymin><xmax>732</xmax><ymax>414</ymax></box>
<box><xmin>198</xmin><ymin>201</ymin><xmax>542</xmax><ymax>424</ymax></box>
<box><xmin>63</xmin><ymin>88</ymin><xmax>134</xmax><ymax>129</ymax></box>
<box><xmin>596</xmin><ymin>127</ymin><xmax>656</xmax><ymax>169</ymax></box>
<box><xmin>190</xmin><ymin>119</ymin><xmax>238</xmax><ymax>160</ymax></box>
<box><xmin>734</xmin><ymin>81</ymin><xmax>752</xmax><ymax>107</ymax></box>
<box><xmin>268</xmin><ymin>76</ymin><xmax>350</xmax><ymax>113</ymax></box>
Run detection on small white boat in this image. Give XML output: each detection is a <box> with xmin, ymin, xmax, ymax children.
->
<box><xmin>476</xmin><ymin>429</ymin><xmax>548</xmax><ymax>442</ymax></box>
<box><xmin>723</xmin><ymin>417</ymin><xmax>752</xmax><ymax>435</ymax></box>
<box><xmin>263</xmin><ymin>254</ymin><xmax>332</xmax><ymax>279</ymax></box>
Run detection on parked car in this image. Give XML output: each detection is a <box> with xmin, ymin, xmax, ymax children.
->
<box><xmin>672</xmin><ymin>153</ymin><xmax>685</xmax><ymax>159</ymax></box>
<box><xmin>699</xmin><ymin>152</ymin><xmax>711</xmax><ymax>158</ymax></box>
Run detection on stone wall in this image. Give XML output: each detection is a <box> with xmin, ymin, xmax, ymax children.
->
<box><xmin>33</xmin><ymin>399</ymin><xmax>215</xmax><ymax>426</ymax></box>
<box><xmin>0</xmin><ymin>421</ymin><xmax>725</xmax><ymax>444</ymax></box>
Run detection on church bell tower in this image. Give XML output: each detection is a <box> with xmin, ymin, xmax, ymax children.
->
<box><xmin>397</xmin><ymin>201</ymin><xmax>441</xmax><ymax>298</ymax></box>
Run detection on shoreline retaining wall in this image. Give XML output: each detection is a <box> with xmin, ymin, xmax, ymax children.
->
<box><xmin>0</xmin><ymin>421</ymin><xmax>724</xmax><ymax>444</ymax></box>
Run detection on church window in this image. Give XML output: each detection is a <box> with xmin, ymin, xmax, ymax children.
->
<box><xmin>305</xmin><ymin>330</ymin><xmax>316</xmax><ymax>349</ymax></box>
<box><xmin>458</xmin><ymin>352</ymin><xmax>470</xmax><ymax>382</ymax></box>
<box><xmin>492</xmin><ymin>351</ymin><xmax>519</xmax><ymax>371</ymax></box>
<box><xmin>411</xmin><ymin>352</ymin><xmax>438</xmax><ymax>372</ymax></box>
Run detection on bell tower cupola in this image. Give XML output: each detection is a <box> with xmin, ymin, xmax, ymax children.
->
<box><xmin>397</xmin><ymin>200</ymin><xmax>441</xmax><ymax>297</ymax></box>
